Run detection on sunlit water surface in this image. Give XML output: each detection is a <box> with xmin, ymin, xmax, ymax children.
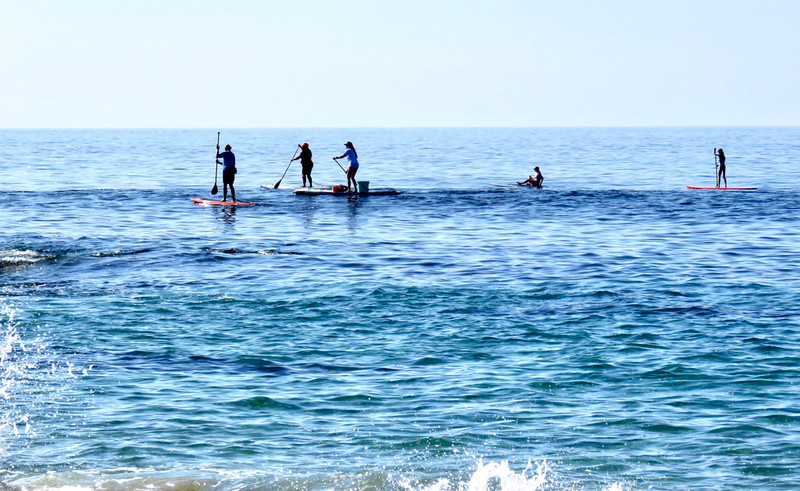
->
<box><xmin>2</xmin><ymin>128</ymin><xmax>799</xmax><ymax>490</ymax></box>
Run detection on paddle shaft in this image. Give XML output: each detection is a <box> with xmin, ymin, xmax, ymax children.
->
<box><xmin>333</xmin><ymin>157</ymin><xmax>347</xmax><ymax>174</ymax></box>
<box><xmin>215</xmin><ymin>132</ymin><xmax>221</xmax><ymax>178</ymax></box>
<box><xmin>714</xmin><ymin>147</ymin><xmax>718</xmax><ymax>169</ymax></box>
<box><xmin>211</xmin><ymin>132</ymin><xmax>220</xmax><ymax>194</ymax></box>
<box><xmin>274</xmin><ymin>146</ymin><xmax>300</xmax><ymax>188</ymax></box>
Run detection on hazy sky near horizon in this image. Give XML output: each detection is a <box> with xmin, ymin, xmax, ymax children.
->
<box><xmin>2</xmin><ymin>0</ymin><xmax>799</xmax><ymax>128</ymax></box>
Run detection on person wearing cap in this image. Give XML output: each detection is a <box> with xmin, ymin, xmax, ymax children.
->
<box><xmin>517</xmin><ymin>166</ymin><xmax>544</xmax><ymax>188</ymax></box>
<box><xmin>291</xmin><ymin>142</ymin><xmax>314</xmax><ymax>187</ymax></box>
<box><xmin>216</xmin><ymin>143</ymin><xmax>236</xmax><ymax>202</ymax></box>
<box><xmin>334</xmin><ymin>141</ymin><xmax>359</xmax><ymax>192</ymax></box>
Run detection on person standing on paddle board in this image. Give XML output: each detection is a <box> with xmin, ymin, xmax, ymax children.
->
<box><xmin>715</xmin><ymin>148</ymin><xmax>727</xmax><ymax>188</ymax></box>
<box><xmin>334</xmin><ymin>141</ymin><xmax>359</xmax><ymax>192</ymax></box>
<box><xmin>216</xmin><ymin>144</ymin><xmax>236</xmax><ymax>202</ymax></box>
<box><xmin>518</xmin><ymin>166</ymin><xmax>544</xmax><ymax>188</ymax></box>
<box><xmin>291</xmin><ymin>142</ymin><xmax>314</xmax><ymax>187</ymax></box>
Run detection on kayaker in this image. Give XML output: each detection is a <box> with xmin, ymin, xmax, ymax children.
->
<box><xmin>216</xmin><ymin>144</ymin><xmax>236</xmax><ymax>202</ymax></box>
<box><xmin>334</xmin><ymin>141</ymin><xmax>359</xmax><ymax>192</ymax></box>
<box><xmin>291</xmin><ymin>142</ymin><xmax>313</xmax><ymax>187</ymax></box>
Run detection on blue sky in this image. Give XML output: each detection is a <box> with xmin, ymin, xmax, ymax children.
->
<box><xmin>2</xmin><ymin>0</ymin><xmax>799</xmax><ymax>128</ymax></box>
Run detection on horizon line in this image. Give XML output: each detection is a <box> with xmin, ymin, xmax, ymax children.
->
<box><xmin>2</xmin><ymin>124</ymin><xmax>799</xmax><ymax>131</ymax></box>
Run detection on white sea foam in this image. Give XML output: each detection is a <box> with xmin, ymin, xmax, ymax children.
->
<box><xmin>6</xmin><ymin>462</ymin><xmax>631</xmax><ymax>491</ymax></box>
<box><xmin>399</xmin><ymin>459</ymin><xmax>628</xmax><ymax>491</ymax></box>
<box><xmin>465</xmin><ymin>460</ymin><xmax>548</xmax><ymax>490</ymax></box>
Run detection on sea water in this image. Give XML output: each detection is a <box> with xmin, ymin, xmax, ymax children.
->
<box><xmin>1</xmin><ymin>127</ymin><xmax>799</xmax><ymax>490</ymax></box>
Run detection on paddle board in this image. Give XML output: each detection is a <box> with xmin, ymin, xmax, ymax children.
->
<box><xmin>293</xmin><ymin>187</ymin><xmax>401</xmax><ymax>196</ymax></box>
<box><xmin>191</xmin><ymin>198</ymin><xmax>257</xmax><ymax>206</ymax></box>
<box><xmin>686</xmin><ymin>186</ymin><xmax>757</xmax><ymax>191</ymax></box>
<box><xmin>490</xmin><ymin>183</ymin><xmax>541</xmax><ymax>188</ymax></box>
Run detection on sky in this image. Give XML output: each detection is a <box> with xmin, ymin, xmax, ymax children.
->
<box><xmin>2</xmin><ymin>0</ymin><xmax>799</xmax><ymax>128</ymax></box>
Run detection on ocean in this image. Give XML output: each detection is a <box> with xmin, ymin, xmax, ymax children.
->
<box><xmin>2</xmin><ymin>127</ymin><xmax>799</xmax><ymax>490</ymax></box>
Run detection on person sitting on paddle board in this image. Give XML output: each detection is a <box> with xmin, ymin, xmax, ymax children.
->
<box><xmin>715</xmin><ymin>148</ymin><xmax>727</xmax><ymax>188</ymax></box>
<box><xmin>334</xmin><ymin>141</ymin><xmax>359</xmax><ymax>192</ymax></box>
<box><xmin>291</xmin><ymin>142</ymin><xmax>314</xmax><ymax>187</ymax></box>
<box><xmin>518</xmin><ymin>166</ymin><xmax>544</xmax><ymax>188</ymax></box>
<box><xmin>216</xmin><ymin>144</ymin><xmax>236</xmax><ymax>202</ymax></box>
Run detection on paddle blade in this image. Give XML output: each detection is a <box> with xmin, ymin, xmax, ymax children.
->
<box><xmin>273</xmin><ymin>179</ymin><xmax>281</xmax><ymax>189</ymax></box>
<box><xmin>211</xmin><ymin>183</ymin><xmax>218</xmax><ymax>195</ymax></box>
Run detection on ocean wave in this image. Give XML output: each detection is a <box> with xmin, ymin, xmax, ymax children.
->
<box><xmin>2</xmin><ymin>459</ymin><xmax>630</xmax><ymax>491</ymax></box>
<box><xmin>0</xmin><ymin>248</ymin><xmax>60</xmax><ymax>274</ymax></box>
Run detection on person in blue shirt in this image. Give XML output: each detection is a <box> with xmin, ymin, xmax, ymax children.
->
<box><xmin>216</xmin><ymin>144</ymin><xmax>236</xmax><ymax>202</ymax></box>
<box><xmin>334</xmin><ymin>141</ymin><xmax>359</xmax><ymax>192</ymax></box>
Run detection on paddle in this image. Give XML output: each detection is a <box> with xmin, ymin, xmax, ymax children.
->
<box><xmin>273</xmin><ymin>146</ymin><xmax>300</xmax><ymax>189</ymax></box>
<box><xmin>714</xmin><ymin>147</ymin><xmax>718</xmax><ymax>187</ymax></box>
<box><xmin>211</xmin><ymin>132</ymin><xmax>220</xmax><ymax>195</ymax></box>
<box><xmin>333</xmin><ymin>157</ymin><xmax>347</xmax><ymax>174</ymax></box>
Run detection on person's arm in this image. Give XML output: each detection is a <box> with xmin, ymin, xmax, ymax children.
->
<box><xmin>335</xmin><ymin>149</ymin><xmax>348</xmax><ymax>159</ymax></box>
<box><xmin>292</xmin><ymin>145</ymin><xmax>303</xmax><ymax>161</ymax></box>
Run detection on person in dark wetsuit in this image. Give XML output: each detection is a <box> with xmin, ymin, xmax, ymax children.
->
<box><xmin>216</xmin><ymin>144</ymin><xmax>236</xmax><ymax>202</ymax></box>
<box><xmin>291</xmin><ymin>142</ymin><xmax>313</xmax><ymax>187</ymax></box>
<box><xmin>715</xmin><ymin>148</ymin><xmax>727</xmax><ymax>188</ymax></box>
<box><xmin>517</xmin><ymin>166</ymin><xmax>544</xmax><ymax>188</ymax></box>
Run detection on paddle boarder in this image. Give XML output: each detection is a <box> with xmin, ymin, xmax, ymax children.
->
<box><xmin>334</xmin><ymin>141</ymin><xmax>359</xmax><ymax>192</ymax></box>
<box><xmin>518</xmin><ymin>166</ymin><xmax>544</xmax><ymax>188</ymax></box>
<box><xmin>714</xmin><ymin>148</ymin><xmax>727</xmax><ymax>188</ymax></box>
<box><xmin>216</xmin><ymin>143</ymin><xmax>236</xmax><ymax>202</ymax></box>
<box><xmin>291</xmin><ymin>142</ymin><xmax>314</xmax><ymax>187</ymax></box>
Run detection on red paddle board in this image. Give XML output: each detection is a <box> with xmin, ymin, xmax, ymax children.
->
<box><xmin>686</xmin><ymin>186</ymin><xmax>757</xmax><ymax>190</ymax></box>
<box><xmin>191</xmin><ymin>198</ymin><xmax>257</xmax><ymax>206</ymax></box>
